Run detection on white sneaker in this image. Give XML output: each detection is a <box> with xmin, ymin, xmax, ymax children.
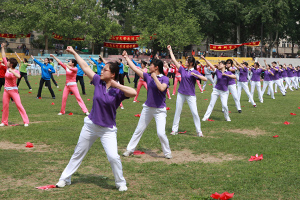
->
<box><xmin>56</xmin><ymin>180</ymin><xmax>71</xmax><ymax>188</ymax></box>
<box><xmin>123</xmin><ymin>150</ymin><xmax>133</xmax><ymax>157</ymax></box>
<box><xmin>226</xmin><ymin>118</ymin><xmax>231</xmax><ymax>122</ymax></box>
<box><xmin>197</xmin><ymin>132</ymin><xmax>203</xmax><ymax>137</ymax></box>
<box><xmin>30</xmin><ymin>89</ymin><xmax>32</xmax><ymax>91</ymax></box>
<box><xmin>172</xmin><ymin>94</ymin><xmax>175</xmax><ymax>95</ymax></box>
<box><xmin>121</xmin><ymin>107</ymin><xmax>124</xmax><ymax>109</ymax></box>
<box><xmin>85</xmin><ymin>112</ymin><xmax>90</xmax><ymax>116</ymax></box>
<box><xmin>0</xmin><ymin>123</ymin><xmax>5</xmax><ymax>127</ymax></box>
<box><xmin>165</xmin><ymin>153</ymin><xmax>172</xmax><ymax>159</ymax></box>
<box><xmin>170</xmin><ymin>131</ymin><xmax>178</xmax><ymax>135</ymax></box>
<box><xmin>24</xmin><ymin>124</ymin><xmax>29</xmax><ymax>127</ymax></box>
<box><xmin>118</xmin><ymin>185</ymin><xmax>128</xmax><ymax>192</ymax></box>
<box><xmin>57</xmin><ymin>86</ymin><xmax>59</xmax><ymax>88</ymax></box>
<box><xmin>201</xmin><ymin>91</ymin><xmax>203</xmax><ymax>93</ymax></box>
<box><xmin>58</xmin><ymin>113</ymin><xmax>63</xmax><ymax>115</ymax></box>
<box><xmin>133</xmin><ymin>100</ymin><xmax>137</xmax><ymax>103</ymax></box>
<box><xmin>168</xmin><ymin>98</ymin><xmax>171</xmax><ymax>99</ymax></box>
<box><xmin>202</xmin><ymin>118</ymin><xmax>208</xmax><ymax>121</ymax></box>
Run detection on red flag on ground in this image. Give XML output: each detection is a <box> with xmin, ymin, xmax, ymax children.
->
<box><xmin>133</xmin><ymin>150</ymin><xmax>145</xmax><ymax>155</ymax></box>
<box><xmin>249</xmin><ymin>154</ymin><xmax>263</xmax><ymax>161</ymax></box>
<box><xmin>25</xmin><ymin>142</ymin><xmax>34</xmax><ymax>148</ymax></box>
<box><xmin>36</xmin><ymin>185</ymin><xmax>56</xmax><ymax>190</ymax></box>
<box><xmin>211</xmin><ymin>191</ymin><xmax>234</xmax><ymax>200</ymax></box>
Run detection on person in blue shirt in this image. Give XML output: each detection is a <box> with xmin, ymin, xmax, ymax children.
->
<box><xmin>118</xmin><ymin>58</ymin><xmax>124</xmax><ymax>85</ymax></box>
<box><xmin>31</xmin><ymin>55</ymin><xmax>56</xmax><ymax>99</ymax></box>
<box><xmin>76</xmin><ymin>63</ymin><xmax>86</xmax><ymax>95</ymax></box>
<box><xmin>89</xmin><ymin>55</ymin><xmax>106</xmax><ymax>75</ymax></box>
<box><xmin>40</xmin><ymin>58</ymin><xmax>59</xmax><ymax>88</ymax></box>
<box><xmin>132</xmin><ymin>59</ymin><xmax>142</xmax><ymax>88</ymax></box>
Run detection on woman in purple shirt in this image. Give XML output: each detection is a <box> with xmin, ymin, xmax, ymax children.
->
<box><xmin>168</xmin><ymin>45</ymin><xmax>207</xmax><ymax>137</ymax></box>
<box><xmin>249</xmin><ymin>62</ymin><xmax>264</xmax><ymax>103</ymax></box>
<box><xmin>56</xmin><ymin>46</ymin><xmax>136</xmax><ymax>192</ymax></box>
<box><xmin>261</xmin><ymin>61</ymin><xmax>275</xmax><ymax>99</ymax></box>
<box><xmin>202</xmin><ymin>56</ymin><xmax>236</xmax><ymax>121</ymax></box>
<box><xmin>122</xmin><ymin>51</ymin><xmax>173</xmax><ymax>159</ymax></box>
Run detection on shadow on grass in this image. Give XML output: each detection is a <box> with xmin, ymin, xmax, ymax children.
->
<box><xmin>72</xmin><ymin>173</ymin><xmax>115</xmax><ymax>189</ymax></box>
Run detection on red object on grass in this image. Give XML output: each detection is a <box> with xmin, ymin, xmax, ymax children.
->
<box><xmin>87</xmin><ymin>99</ymin><xmax>91</xmax><ymax>101</ymax></box>
<box><xmin>211</xmin><ymin>191</ymin><xmax>234</xmax><ymax>200</ymax></box>
<box><xmin>273</xmin><ymin>135</ymin><xmax>279</xmax><ymax>138</ymax></box>
<box><xmin>229</xmin><ymin>93</ymin><xmax>231</xmax><ymax>94</ymax></box>
<box><xmin>208</xmin><ymin>119</ymin><xmax>214</xmax><ymax>121</ymax></box>
<box><xmin>209</xmin><ymin>84</ymin><xmax>212</xmax><ymax>85</ymax></box>
<box><xmin>283</xmin><ymin>121</ymin><xmax>290</xmax><ymax>125</ymax></box>
<box><xmin>1</xmin><ymin>110</ymin><xmax>3</xmax><ymax>112</ymax></box>
<box><xmin>290</xmin><ymin>113</ymin><xmax>296</xmax><ymax>115</ymax></box>
<box><xmin>51</xmin><ymin>102</ymin><xmax>55</xmax><ymax>105</ymax></box>
<box><xmin>38</xmin><ymin>97</ymin><xmax>42</xmax><ymax>99</ymax></box>
<box><xmin>36</xmin><ymin>185</ymin><xmax>56</xmax><ymax>190</ymax></box>
<box><xmin>166</xmin><ymin>107</ymin><xmax>170</xmax><ymax>110</ymax></box>
<box><xmin>28</xmin><ymin>92</ymin><xmax>32</xmax><ymax>94</ymax></box>
<box><xmin>298</xmin><ymin>107</ymin><xmax>300</xmax><ymax>109</ymax></box>
<box><xmin>241</xmin><ymin>106</ymin><xmax>245</xmax><ymax>107</ymax></box>
<box><xmin>204</xmin><ymin>99</ymin><xmax>208</xmax><ymax>100</ymax></box>
<box><xmin>25</xmin><ymin>142</ymin><xmax>34</xmax><ymax>148</ymax></box>
<box><xmin>249</xmin><ymin>154</ymin><xmax>263</xmax><ymax>161</ymax></box>
<box><xmin>229</xmin><ymin>111</ymin><xmax>231</xmax><ymax>113</ymax></box>
<box><xmin>59</xmin><ymin>89</ymin><xmax>62</xmax><ymax>91</ymax></box>
<box><xmin>133</xmin><ymin>150</ymin><xmax>145</xmax><ymax>155</ymax></box>
<box><xmin>35</xmin><ymin>83</ymin><xmax>37</xmax><ymax>84</ymax></box>
<box><xmin>178</xmin><ymin>131</ymin><xmax>187</xmax><ymax>134</ymax></box>
<box><xmin>134</xmin><ymin>114</ymin><xmax>141</xmax><ymax>117</ymax></box>
<box><xmin>68</xmin><ymin>112</ymin><xmax>73</xmax><ymax>115</ymax></box>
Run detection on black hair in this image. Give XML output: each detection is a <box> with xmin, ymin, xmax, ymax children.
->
<box><xmin>226</xmin><ymin>59</ymin><xmax>233</xmax><ymax>66</ymax></box>
<box><xmin>195</xmin><ymin>61</ymin><xmax>200</xmax><ymax>65</ymax></box>
<box><xmin>118</xmin><ymin>58</ymin><xmax>122</xmax><ymax>62</ymax></box>
<box><xmin>254</xmin><ymin>62</ymin><xmax>259</xmax><ymax>67</ymax></box>
<box><xmin>219</xmin><ymin>61</ymin><xmax>226</xmax><ymax>66</ymax></box>
<box><xmin>8</xmin><ymin>58</ymin><xmax>18</xmax><ymax>68</ymax></box>
<box><xmin>70</xmin><ymin>59</ymin><xmax>77</xmax><ymax>67</ymax></box>
<box><xmin>187</xmin><ymin>56</ymin><xmax>196</xmax><ymax>69</ymax></box>
<box><xmin>49</xmin><ymin>58</ymin><xmax>53</xmax><ymax>62</ymax></box>
<box><xmin>267</xmin><ymin>64</ymin><xmax>271</xmax><ymax>68</ymax></box>
<box><xmin>141</xmin><ymin>61</ymin><xmax>147</xmax><ymax>67</ymax></box>
<box><xmin>98</xmin><ymin>56</ymin><xmax>103</xmax><ymax>62</ymax></box>
<box><xmin>272</xmin><ymin>61</ymin><xmax>277</xmax><ymax>64</ymax></box>
<box><xmin>243</xmin><ymin>62</ymin><xmax>248</xmax><ymax>66</ymax></box>
<box><xmin>107</xmin><ymin>61</ymin><xmax>119</xmax><ymax>81</ymax></box>
<box><xmin>279</xmin><ymin>64</ymin><xmax>283</xmax><ymax>68</ymax></box>
<box><xmin>24</xmin><ymin>58</ymin><xmax>28</xmax><ymax>63</ymax></box>
<box><xmin>151</xmin><ymin>59</ymin><xmax>164</xmax><ymax>74</ymax></box>
<box><xmin>44</xmin><ymin>58</ymin><xmax>50</xmax><ymax>62</ymax></box>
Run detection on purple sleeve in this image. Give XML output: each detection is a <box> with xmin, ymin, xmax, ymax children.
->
<box><xmin>117</xmin><ymin>89</ymin><xmax>130</xmax><ymax>102</ymax></box>
<box><xmin>179</xmin><ymin>66</ymin><xmax>183</xmax><ymax>74</ymax></box>
<box><xmin>251</xmin><ymin>68</ymin><xmax>254</xmax><ymax>73</ymax></box>
<box><xmin>143</xmin><ymin>72</ymin><xmax>149</xmax><ymax>82</ymax></box>
<box><xmin>92</xmin><ymin>74</ymin><xmax>100</xmax><ymax>85</ymax></box>
<box><xmin>194</xmin><ymin>70</ymin><xmax>203</xmax><ymax>80</ymax></box>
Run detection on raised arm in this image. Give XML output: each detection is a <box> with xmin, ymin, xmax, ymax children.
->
<box><xmin>50</xmin><ymin>54</ymin><xmax>68</xmax><ymax>70</ymax></box>
<box><xmin>89</xmin><ymin>56</ymin><xmax>99</xmax><ymax>65</ymax></box>
<box><xmin>122</xmin><ymin>50</ymin><xmax>144</xmax><ymax>79</ymax></box>
<box><xmin>66</xmin><ymin>46</ymin><xmax>95</xmax><ymax>80</ymax></box>
<box><xmin>1</xmin><ymin>43</ymin><xmax>7</xmax><ymax>66</ymax></box>
<box><xmin>14</xmin><ymin>52</ymin><xmax>22</xmax><ymax>62</ymax></box>
<box><xmin>222</xmin><ymin>72</ymin><xmax>236</xmax><ymax>79</ymax></box>
<box><xmin>201</xmin><ymin>55</ymin><xmax>215</xmax><ymax>71</ymax></box>
<box><xmin>99</xmin><ymin>55</ymin><xmax>107</xmax><ymax>64</ymax></box>
<box><xmin>233</xmin><ymin>58</ymin><xmax>243</xmax><ymax>69</ymax></box>
<box><xmin>167</xmin><ymin>45</ymin><xmax>181</xmax><ymax>69</ymax></box>
<box><xmin>110</xmin><ymin>80</ymin><xmax>136</xmax><ymax>98</ymax></box>
<box><xmin>191</xmin><ymin>72</ymin><xmax>207</xmax><ymax>81</ymax></box>
<box><xmin>31</xmin><ymin>55</ymin><xmax>43</xmax><ymax>66</ymax></box>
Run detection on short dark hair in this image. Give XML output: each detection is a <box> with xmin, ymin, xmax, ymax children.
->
<box><xmin>243</xmin><ymin>62</ymin><xmax>248</xmax><ymax>66</ymax></box>
<box><xmin>151</xmin><ymin>59</ymin><xmax>164</xmax><ymax>74</ymax></box>
<box><xmin>107</xmin><ymin>62</ymin><xmax>119</xmax><ymax>81</ymax></box>
<box><xmin>226</xmin><ymin>59</ymin><xmax>233</xmax><ymax>65</ymax></box>
<box><xmin>8</xmin><ymin>58</ymin><xmax>18</xmax><ymax>68</ymax></box>
<box><xmin>141</xmin><ymin>61</ymin><xmax>147</xmax><ymax>66</ymax></box>
<box><xmin>24</xmin><ymin>58</ymin><xmax>28</xmax><ymax>63</ymax></box>
<box><xmin>70</xmin><ymin>59</ymin><xmax>77</xmax><ymax>67</ymax></box>
<box><xmin>187</xmin><ymin>56</ymin><xmax>196</xmax><ymax>69</ymax></box>
<box><xmin>272</xmin><ymin>61</ymin><xmax>277</xmax><ymax>64</ymax></box>
<box><xmin>50</xmin><ymin>58</ymin><xmax>53</xmax><ymax>62</ymax></box>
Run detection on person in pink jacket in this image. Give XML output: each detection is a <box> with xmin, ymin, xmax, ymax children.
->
<box><xmin>133</xmin><ymin>60</ymin><xmax>148</xmax><ymax>102</ymax></box>
<box><xmin>50</xmin><ymin>54</ymin><xmax>89</xmax><ymax>116</ymax></box>
<box><xmin>0</xmin><ymin>43</ymin><xmax>29</xmax><ymax>127</ymax></box>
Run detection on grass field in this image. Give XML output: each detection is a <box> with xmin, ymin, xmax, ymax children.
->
<box><xmin>1</xmin><ymin>75</ymin><xmax>300</xmax><ymax>200</ymax></box>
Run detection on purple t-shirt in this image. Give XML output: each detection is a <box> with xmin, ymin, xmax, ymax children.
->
<box><xmin>272</xmin><ymin>67</ymin><xmax>280</xmax><ymax>80</ymax></box>
<box><xmin>264</xmin><ymin>70</ymin><xmax>273</xmax><ymax>81</ymax></box>
<box><xmin>88</xmin><ymin>74</ymin><xmax>129</xmax><ymax>128</ymax></box>
<box><xmin>225</xmin><ymin>71</ymin><xmax>236</xmax><ymax>85</ymax></box>
<box><xmin>214</xmin><ymin>69</ymin><xmax>229</xmax><ymax>91</ymax></box>
<box><xmin>270</xmin><ymin>68</ymin><xmax>276</xmax><ymax>80</ymax></box>
<box><xmin>143</xmin><ymin>72</ymin><xmax>168</xmax><ymax>108</ymax></box>
<box><xmin>298</xmin><ymin>70</ymin><xmax>300</xmax><ymax>77</ymax></box>
<box><xmin>278</xmin><ymin>69</ymin><xmax>282</xmax><ymax>78</ymax></box>
<box><xmin>282</xmin><ymin>68</ymin><xmax>287</xmax><ymax>77</ymax></box>
<box><xmin>251</xmin><ymin>68</ymin><xmax>263</xmax><ymax>81</ymax></box>
<box><xmin>287</xmin><ymin>67</ymin><xmax>294</xmax><ymax>77</ymax></box>
<box><xmin>238</xmin><ymin>67</ymin><xmax>248</xmax><ymax>82</ymax></box>
<box><xmin>293</xmin><ymin>69</ymin><xmax>297</xmax><ymax>77</ymax></box>
<box><xmin>178</xmin><ymin>66</ymin><xmax>203</xmax><ymax>96</ymax></box>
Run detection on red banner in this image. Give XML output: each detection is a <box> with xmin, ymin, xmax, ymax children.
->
<box><xmin>109</xmin><ymin>35</ymin><xmax>140</xmax><ymax>42</ymax></box>
<box><xmin>0</xmin><ymin>33</ymin><xmax>31</xmax><ymax>38</ymax></box>
<box><xmin>210</xmin><ymin>41</ymin><xmax>260</xmax><ymax>51</ymax></box>
<box><xmin>52</xmin><ymin>33</ymin><xmax>85</xmax><ymax>41</ymax></box>
<box><xmin>104</xmin><ymin>42</ymin><xmax>138</xmax><ymax>49</ymax></box>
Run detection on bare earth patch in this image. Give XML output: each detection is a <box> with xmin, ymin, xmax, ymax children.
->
<box><xmin>122</xmin><ymin>149</ymin><xmax>244</xmax><ymax>164</ymax></box>
<box><xmin>0</xmin><ymin>141</ymin><xmax>51</xmax><ymax>152</ymax></box>
<box><xmin>227</xmin><ymin>127</ymin><xmax>266</xmax><ymax>137</ymax></box>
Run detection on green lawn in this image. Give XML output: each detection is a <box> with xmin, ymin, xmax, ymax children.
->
<box><xmin>0</xmin><ymin>75</ymin><xmax>300</xmax><ymax>200</ymax></box>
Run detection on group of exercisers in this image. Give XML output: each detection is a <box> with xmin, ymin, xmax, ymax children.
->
<box><xmin>1</xmin><ymin>43</ymin><xmax>299</xmax><ymax>192</ymax></box>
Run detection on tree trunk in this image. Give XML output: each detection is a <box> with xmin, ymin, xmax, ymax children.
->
<box><xmin>92</xmin><ymin>41</ymin><xmax>95</xmax><ymax>55</ymax></box>
<box><xmin>45</xmin><ymin>35</ymin><xmax>48</xmax><ymax>51</ymax></box>
<box><xmin>237</xmin><ymin>24</ymin><xmax>241</xmax><ymax>57</ymax></box>
<box><xmin>292</xmin><ymin>40</ymin><xmax>294</xmax><ymax>55</ymax></box>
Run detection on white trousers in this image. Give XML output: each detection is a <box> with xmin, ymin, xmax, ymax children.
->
<box><xmin>172</xmin><ymin>93</ymin><xmax>201</xmax><ymax>133</ymax></box>
<box><xmin>262</xmin><ymin>81</ymin><xmax>274</xmax><ymax>99</ymax></box>
<box><xmin>285</xmin><ymin>77</ymin><xmax>295</xmax><ymax>91</ymax></box>
<box><xmin>275</xmin><ymin>78</ymin><xmax>285</xmax><ymax>92</ymax></box>
<box><xmin>237</xmin><ymin>81</ymin><xmax>256</xmax><ymax>105</ymax></box>
<box><xmin>126</xmin><ymin>104</ymin><xmax>171</xmax><ymax>156</ymax></box>
<box><xmin>59</xmin><ymin>117</ymin><xmax>126</xmax><ymax>187</ymax></box>
<box><xmin>250</xmin><ymin>81</ymin><xmax>263</xmax><ymax>102</ymax></box>
<box><xmin>228</xmin><ymin>84</ymin><xmax>241</xmax><ymax>110</ymax></box>
<box><xmin>203</xmin><ymin>88</ymin><xmax>230</xmax><ymax>120</ymax></box>
<box><xmin>292</xmin><ymin>77</ymin><xmax>298</xmax><ymax>89</ymax></box>
<box><xmin>203</xmin><ymin>75</ymin><xmax>215</xmax><ymax>90</ymax></box>
<box><xmin>271</xmin><ymin>79</ymin><xmax>286</xmax><ymax>95</ymax></box>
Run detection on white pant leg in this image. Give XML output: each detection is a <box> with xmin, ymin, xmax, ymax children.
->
<box><xmin>254</xmin><ymin>81</ymin><xmax>263</xmax><ymax>102</ymax></box>
<box><xmin>250</xmin><ymin>81</ymin><xmax>256</xmax><ymax>100</ymax></box>
<box><xmin>220</xmin><ymin>90</ymin><xmax>230</xmax><ymax>120</ymax></box>
<box><xmin>267</xmin><ymin>81</ymin><xmax>275</xmax><ymax>99</ymax></box>
<box><xmin>274</xmin><ymin>79</ymin><xmax>285</xmax><ymax>95</ymax></box>
<box><xmin>267</xmin><ymin>81</ymin><xmax>273</xmax><ymax>95</ymax></box>
<box><xmin>203</xmin><ymin>88</ymin><xmax>219</xmax><ymax>119</ymax></box>
<box><xmin>203</xmin><ymin>75</ymin><xmax>213</xmax><ymax>90</ymax></box>
<box><xmin>274</xmin><ymin>80</ymin><xmax>278</xmax><ymax>92</ymax></box>
<box><xmin>292</xmin><ymin>77</ymin><xmax>298</xmax><ymax>89</ymax></box>
<box><xmin>172</xmin><ymin>93</ymin><xmax>186</xmax><ymax>132</ymax></box>
<box><xmin>237</xmin><ymin>81</ymin><xmax>242</xmax><ymax>99</ymax></box>
<box><xmin>241</xmin><ymin>82</ymin><xmax>256</xmax><ymax>105</ymax></box>
<box><xmin>285</xmin><ymin>77</ymin><xmax>293</xmax><ymax>90</ymax></box>
<box><xmin>126</xmin><ymin>105</ymin><xmax>154</xmax><ymax>152</ymax></box>
<box><xmin>153</xmin><ymin>108</ymin><xmax>171</xmax><ymax>156</ymax></box>
<box><xmin>186</xmin><ymin>95</ymin><xmax>201</xmax><ymax>133</ymax></box>
<box><xmin>228</xmin><ymin>84</ymin><xmax>241</xmax><ymax>110</ymax></box>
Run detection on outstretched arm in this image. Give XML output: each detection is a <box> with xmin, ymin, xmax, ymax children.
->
<box><xmin>191</xmin><ymin>72</ymin><xmax>207</xmax><ymax>81</ymax></box>
<box><xmin>122</xmin><ymin>50</ymin><xmax>144</xmax><ymax>79</ymax></box>
<box><xmin>233</xmin><ymin>58</ymin><xmax>243</xmax><ymax>69</ymax></box>
<box><xmin>110</xmin><ymin>79</ymin><xmax>136</xmax><ymax>97</ymax></box>
<box><xmin>167</xmin><ymin>45</ymin><xmax>181</xmax><ymax>69</ymax></box>
<box><xmin>66</xmin><ymin>46</ymin><xmax>95</xmax><ymax>80</ymax></box>
<box><xmin>201</xmin><ymin>55</ymin><xmax>215</xmax><ymax>71</ymax></box>
<box><xmin>14</xmin><ymin>52</ymin><xmax>22</xmax><ymax>62</ymax></box>
<box><xmin>1</xmin><ymin>43</ymin><xmax>7</xmax><ymax>66</ymax></box>
<box><xmin>99</xmin><ymin>55</ymin><xmax>107</xmax><ymax>64</ymax></box>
